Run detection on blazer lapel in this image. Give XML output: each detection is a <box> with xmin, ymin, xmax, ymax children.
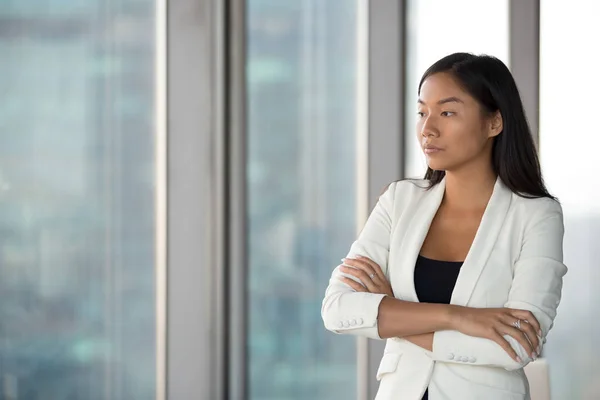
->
<box><xmin>450</xmin><ymin>177</ymin><xmax>512</xmax><ymax>306</ymax></box>
<box><xmin>391</xmin><ymin>176</ymin><xmax>512</xmax><ymax>306</ymax></box>
<box><xmin>392</xmin><ymin>179</ymin><xmax>446</xmax><ymax>303</ymax></box>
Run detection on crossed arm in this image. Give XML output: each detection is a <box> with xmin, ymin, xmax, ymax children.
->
<box><xmin>340</xmin><ymin>255</ymin><xmax>541</xmax><ymax>363</ymax></box>
<box><xmin>321</xmin><ymin>183</ymin><xmax>567</xmax><ymax>371</ymax></box>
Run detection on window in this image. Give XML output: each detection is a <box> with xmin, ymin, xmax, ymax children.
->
<box><xmin>0</xmin><ymin>1</ymin><xmax>159</xmax><ymax>398</ymax></box>
<box><xmin>539</xmin><ymin>1</ymin><xmax>600</xmax><ymax>398</ymax></box>
<box><xmin>246</xmin><ymin>1</ymin><xmax>361</xmax><ymax>398</ymax></box>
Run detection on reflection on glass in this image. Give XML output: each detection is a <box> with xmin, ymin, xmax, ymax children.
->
<box><xmin>0</xmin><ymin>1</ymin><xmax>157</xmax><ymax>399</ymax></box>
<box><xmin>404</xmin><ymin>0</ymin><xmax>509</xmax><ymax>178</ymax></box>
<box><xmin>540</xmin><ymin>2</ymin><xmax>600</xmax><ymax>399</ymax></box>
<box><xmin>246</xmin><ymin>1</ymin><xmax>359</xmax><ymax>399</ymax></box>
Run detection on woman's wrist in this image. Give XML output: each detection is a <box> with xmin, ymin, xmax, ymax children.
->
<box><xmin>444</xmin><ymin>304</ymin><xmax>463</xmax><ymax>331</ymax></box>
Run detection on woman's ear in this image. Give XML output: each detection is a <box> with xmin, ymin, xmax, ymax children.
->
<box><xmin>489</xmin><ymin>111</ymin><xmax>503</xmax><ymax>138</ymax></box>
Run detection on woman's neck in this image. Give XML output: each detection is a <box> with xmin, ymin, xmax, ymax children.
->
<box><xmin>442</xmin><ymin>169</ymin><xmax>497</xmax><ymax>212</ymax></box>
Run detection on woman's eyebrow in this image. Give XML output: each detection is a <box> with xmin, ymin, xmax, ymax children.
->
<box><xmin>418</xmin><ymin>97</ymin><xmax>465</xmax><ymax>105</ymax></box>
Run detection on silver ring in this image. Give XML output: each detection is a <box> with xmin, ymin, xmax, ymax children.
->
<box><xmin>369</xmin><ymin>273</ymin><xmax>376</xmax><ymax>280</ymax></box>
<box><xmin>512</xmin><ymin>320</ymin><xmax>521</xmax><ymax>330</ymax></box>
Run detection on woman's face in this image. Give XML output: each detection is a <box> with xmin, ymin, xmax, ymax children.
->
<box><xmin>416</xmin><ymin>72</ymin><xmax>502</xmax><ymax>172</ymax></box>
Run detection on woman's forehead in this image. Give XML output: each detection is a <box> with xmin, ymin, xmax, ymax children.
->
<box><xmin>419</xmin><ymin>73</ymin><xmax>473</xmax><ymax>105</ymax></box>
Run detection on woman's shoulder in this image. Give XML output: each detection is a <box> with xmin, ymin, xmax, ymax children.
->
<box><xmin>378</xmin><ymin>179</ymin><xmax>432</xmax><ymax>213</ymax></box>
<box><xmin>511</xmin><ymin>193</ymin><xmax>562</xmax><ymax>213</ymax></box>
<box><xmin>510</xmin><ymin>193</ymin><xmax>563</xmax><ymax>228</ymax></box>
<box><xmin>384</xmin><ymin>178</ymin><xmax>430</xmax><ymax>196</ymax></box>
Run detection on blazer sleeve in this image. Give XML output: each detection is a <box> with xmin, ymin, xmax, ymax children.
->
<box><xmin>431</xmin><ymin>200</ymin><xmax>568</xmax><ymax>371</ymax></box>
<box><xmin>321</xmin><ymin>181</ymin><xmax>397</xmax><ymax>340</ymax></box>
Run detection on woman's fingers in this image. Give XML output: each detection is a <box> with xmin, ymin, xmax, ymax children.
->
<box><xmin>339</xmin><ymin>276</ymin><xmax>367</xmax><ymax>292</ymax></box>
<box><xmin>508</xmin><ymin>310</ymin><xmax>543</xmax><ymax>354</ymax></box>
<box><xmin>510</xmin><ymin>309</ymin><xmax>542</xmax><ymax>336</ymax></box>
<box><xmin>342</xmin><ymin>258</ymin><xmax>378</xmax><ymax>282</ymax></box>
<box><xmin>520</xmin><ymin>321</ymin><xmax>540</xmax><ymax>355</ymax></box>
<box><xmin>501</xmin><ymin>314</ymin><xmax>539</xmax><ymax>357</ymax></box>
<box><xmin>342</xmin><ymin>258</ymin><xmax>376</xmax><ymax>276</ymax></box>
<box><xmin>355</xmin><ymin>255</ymin><xmax>386</xmax><ymax>281</ymax></box>
<box><xmin>339</xmin><ymin>265</ymin><xmax>378</xmax><ymax>292</ymax></box>
<box><xmin>502</xmin><ymin>325</ymin><xmax>534</xmax><ymax>358</ymax></box>
<box><xmin>491</xmin><ymin>331</ymin><xmax>521</xmax><ymax>363</ymax></box>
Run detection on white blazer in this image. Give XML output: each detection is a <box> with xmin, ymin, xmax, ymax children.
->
<box><xmin>321</xmin><ymin>177</ymin><xmax>567</xmax><ymax>400</ymax></box>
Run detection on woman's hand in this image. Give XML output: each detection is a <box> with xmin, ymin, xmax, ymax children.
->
<box><xmin>450</xmin><ymin>306</ymin><xmax>542</xmax><ymax>362</ymax></box>
<box><xmin>338</xmin><ymin>255</ymin><xmax>394</xmax><ymax>298</ymax></box>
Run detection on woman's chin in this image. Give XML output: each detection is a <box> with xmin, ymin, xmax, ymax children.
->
<box><xmin>426</xmin><ymin>161</ymin><xmax>446</xmax><ymax>171</ymax></box>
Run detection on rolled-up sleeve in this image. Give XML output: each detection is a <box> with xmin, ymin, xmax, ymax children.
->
<box><xmin>431</xmin><ymin>200</ymin><xmax>568</xmax><ymax>370</ymax></box>
<box><xmin>321</xmin><ymin>182</ymin><xmax>397</xmax><ymax>339</ymax></box>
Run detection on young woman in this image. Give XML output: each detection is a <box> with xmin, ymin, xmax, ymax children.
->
<box><xmin>321</xmin><ymin>53</ymin><xmax>566</xmax><ymax>400</ymax></box>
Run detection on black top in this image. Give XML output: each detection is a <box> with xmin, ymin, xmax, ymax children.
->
<box><xmin>414</xmin><ymin>254</ymin><xmax>463</xmax><ymax>304</ymax></box>
<box><xmin>414</xmin><ymin>254</ymin><xmax>463</xmax><ymax>400</ymax></box>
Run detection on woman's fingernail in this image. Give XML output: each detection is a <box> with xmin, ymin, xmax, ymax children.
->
<box><xmin>538</xmin><ymin>330</ymin><xmax>542</xmax><ymax>336</ymax></box>
<box><xmin>516</xmin><ymin>357</ymin><xmax>522</xmax><ymax>363</ymax></box>
<box><xmin>531</xmin><ymin>352</ymin><xmax>537</xmax><ymax>360</ymax></box>
<box><xmin>537</xmin><ymin>345</ymin><xmax>541</xmax><ymax>354</ymax></box>
<box><xmin>341</xmin><ymin>258</ymin><xmax>346</xmax><ymax>263</ymax></box>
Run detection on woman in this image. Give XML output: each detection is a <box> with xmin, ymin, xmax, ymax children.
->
<box><xmin>321</xmin><ymin>53</ymin><xmax>566</xmax><ymax>400</ymax></box>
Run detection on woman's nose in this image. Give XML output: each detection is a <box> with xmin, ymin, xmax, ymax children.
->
<box><xmin>420</xmin><ymin>119</ymin><xmax>438</xmax><ymax>137</ymax></box>
<box><xmin>421</xmin><ymin>129</ymin><xmax>435</xmax><ymax>138</ymax></box>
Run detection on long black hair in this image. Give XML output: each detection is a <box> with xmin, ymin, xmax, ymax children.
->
<box><xmin>418</xmin><ymin>52</ymin><xmax>555</xmax><ymax>200</ymax></box>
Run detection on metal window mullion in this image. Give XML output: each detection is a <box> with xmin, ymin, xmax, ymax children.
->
<box><xmin>166</xmin><ymin>0</ymin><xmax>227</xmax><ymax>399</ymax></box>
<box><xmin>509</xmin><ymin>0</ymin><xmax>540</xmax><ymax>147</ymax></box>
<box><xmin>364</xmin><ymin>0</ymin><xmax>407</xmax><ymax>399</ymax></box>
<box><xmin>154</xmin><ymin>0</ymin><xmax>167</xmax><ymax>398</ymax></box>
<box><xmin>228</xmin><ymin>1</ymin><xmax>248</xmax><ymax>400</ymax></box>
<box><xmin>355</xmin><ymin>1</ymin><xmax>370</xmax><ymax>399</ymax></box>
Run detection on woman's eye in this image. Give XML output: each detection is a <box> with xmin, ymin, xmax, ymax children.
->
<box><xmin>441</xmin><ymin>111</ymin><xmax>455</xmax><ymax>117</ymax></box>
<box><xmin>417</xmin><ymin>111</ymin><xmax>425</xmax><ymax>117</ymax></box>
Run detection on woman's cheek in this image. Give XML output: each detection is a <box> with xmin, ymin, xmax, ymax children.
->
<box><xmin>456</xmin><ymin>130</ymin><xmax>482</xmax><ymax>155</ymax></box>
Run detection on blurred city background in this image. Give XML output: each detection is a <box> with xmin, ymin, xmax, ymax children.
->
<box><xmin>0</xmin><ymin>0</ymin><xmax>597</xmax><ymax>399</ymax></box>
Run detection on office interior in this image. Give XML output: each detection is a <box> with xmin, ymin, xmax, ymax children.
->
<box><xmin>0</xmin><ymin>1</ymin><xmax>597</xmax><ymax>399</ymax></box>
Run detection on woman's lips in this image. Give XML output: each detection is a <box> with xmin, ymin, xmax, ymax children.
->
<box><xmin>424</xmin><ymin>147</ymin><xmax>442</xmax><ymax>154</ymax></box>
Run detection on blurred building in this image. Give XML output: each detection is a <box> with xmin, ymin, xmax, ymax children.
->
<box><xmin>0</xmin><ymin>1</ymin><xmax>155</xmax><ymax>398</ymax></box>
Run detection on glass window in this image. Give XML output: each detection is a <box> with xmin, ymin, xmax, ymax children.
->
<box><xmin>539</xmin><ymin>1</ymin><xmax>600</xmax><ymax>399</ymax></box>
<box><xmin>0</xmin><ymin>1</ymin><xmax>158</xmax><ymax>399</ymax></box>
<box><xmin>404</xmin><ymin>0</ymin><xmax>509</xmax><ymax>178</ymax></box>
<box><xmin>246</xmin><ymin>1</ymin><xmax>360</xmax><ymax>399</ymax></box>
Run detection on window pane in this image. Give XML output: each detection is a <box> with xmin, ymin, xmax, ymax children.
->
<box><xmin>246</xmin><ymin>1</ymin><xmax>359</xmax><ymax>399</ymax></box>
<box><xmin>0</xmin><ymin>2</ymin><xmax>158</xmax><ymax>399</ymax></box>
<box><xmin>404</xmin><ymin>0</ymin><xmax>509</xmax><ymax>178</ymax></box>
<box><xmin>539</xmin><ymin>2</ymin><xmax>600</xmax><ymax>399</ymax></box>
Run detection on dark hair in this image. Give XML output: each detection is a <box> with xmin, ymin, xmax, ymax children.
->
<box><xmin>418</xmin><ymin>52</ymin><xmax>555</xmax><ymax>200</ymax></box>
